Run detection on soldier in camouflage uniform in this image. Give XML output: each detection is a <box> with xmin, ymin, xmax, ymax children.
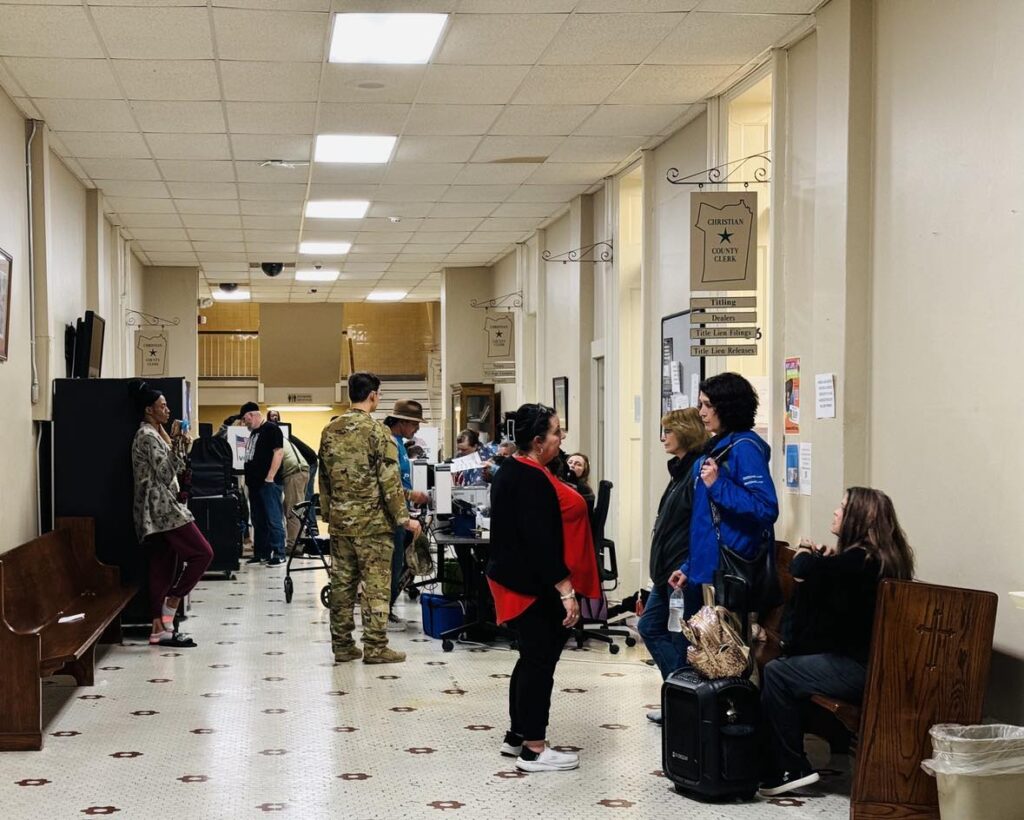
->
<box><xmin>319</xmin><ymin>372</ymin><xmax>422</xmax><ymax>664</ymax></box>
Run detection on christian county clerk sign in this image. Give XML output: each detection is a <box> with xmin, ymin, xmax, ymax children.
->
<box><xmin>689</xmin><ymin>191</ymin><xmax>757</xmax><ymax>292</ymax></box>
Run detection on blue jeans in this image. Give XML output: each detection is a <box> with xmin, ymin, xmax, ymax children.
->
<box><xmin>761</xmin><ymin>653</ymin><xmax>867</xmax><ymax>775</ymax></box>
<box><xmin>251</xmin><ymin>482</ymin><xmax>285</xmax><ymax>560</ymax></box>
<box><xmin>637</xmin><ymin>582</ymin><xmax>704</xmax><ymax>680</ymax></box>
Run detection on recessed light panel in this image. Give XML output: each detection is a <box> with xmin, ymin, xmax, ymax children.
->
<box><xmin>305</xmin><ymin>200</ymin><xmax>370</xmax><ymax>219</ymax></box>
<box><xmin>295</xmin><ymin>268</ymin><xmax>341</xmax><ymax>282</ymax></box>
<box><xmin>329</xmin><ymin>13</ymin><xmax>447</xmax><ymax>65</ymax></box>
<box><xmin>314</xmin><ymin>134</ymin><xmax>396</xmax><ymax>164</ymax></box>
<box><xmin>212</xmin><ymin>289</ymin><xmax>250</xmax><ymax>301</ymax></box>
<box><xmin>299</xmin><ymin>241</ymin><xmax>351</xmax><ymax>255</ymax></box>
<box><xmin>366</xmin><ymin>290</ymin><xmax>407</xmax><ymax>302</ymax></box>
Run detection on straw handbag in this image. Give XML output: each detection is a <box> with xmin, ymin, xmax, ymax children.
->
<box><xmin>681</xmin><ymin>585</ymin><xmax>751</xmax><ymax>680</ymax></box>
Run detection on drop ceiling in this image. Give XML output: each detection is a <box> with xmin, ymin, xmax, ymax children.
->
<box><xmin>0</xmin><ymin>0</ymin><xmax>817</xmax><ymax>303</ymax></box>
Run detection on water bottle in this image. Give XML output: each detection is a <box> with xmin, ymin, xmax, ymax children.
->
<box><xmin>667</xmin><ymin>586</ymin><xmax>687</xmax><ymax>633</ymax></box>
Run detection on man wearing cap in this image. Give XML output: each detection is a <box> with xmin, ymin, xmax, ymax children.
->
<box><xmin>383</xmin><ymin>400</ymin><xmax>431</xmax><ymax>630</ymax></box>
<box><xmin>240</xmin><ymin>401</ymin><xmax>286</xmax><ymax>566</ymax></box>
<box><xmin>319</xmin><ymin>372</ymin><xmax>422</xmax><ymax>664</ymax></box>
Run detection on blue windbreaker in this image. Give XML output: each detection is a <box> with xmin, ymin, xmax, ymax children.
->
<box><xmin>681</xmin><ymin>430</ymin><xmax>779</xmax><ymax>584</ymax></box>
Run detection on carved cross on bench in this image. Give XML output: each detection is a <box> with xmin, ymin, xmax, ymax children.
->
<box><xmin>915</xmin><ymin>606</ymin><xmax>956</xmax><ymax>670</ymax></box>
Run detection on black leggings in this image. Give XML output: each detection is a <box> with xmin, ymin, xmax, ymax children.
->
<box><xmin>508</xmin><ymin>593</ymin><xmax>569</xmax><ymax>741</ymax></box>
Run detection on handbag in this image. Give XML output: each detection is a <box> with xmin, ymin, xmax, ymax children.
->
<box><xmin>681</xmin><ymin>585</ymin><xmax>750</xmax><ymax>680</ymax></box>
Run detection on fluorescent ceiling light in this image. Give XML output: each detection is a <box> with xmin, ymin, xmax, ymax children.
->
<box><xmin>212</xmin><ymin>289</ymin><xmax>250</xmax><ymax>301</ymax></box>
<box><xmin>329</xmin><ymin>13</ymin><xmax>447</xmax><ymax>65</ymax></box>
<box><xmin>367</xmin><ymin>290</ymin><xmax>407</xmax><ymax>302</ymax></box>
<box><xmin>305</xmin><ymin>200</ymin><xmax>370</xmax><ymax>219</ymax></box>
<box><xmin>299</xmin><ymin>241</ymin><xmax>351</xmax><ymax>255</ymax></box>
<box><xmin>296</xmin><ymin>268</ymin><xmax>340</xmax><ymax>282</ymax></box>
<box><xmin>267</xmin><ymin>405</ymin><xmax>333</xmax><ymax>413</ymax></box>
<box><xmin>315</xmin><ymin>134</ymin><xmax>396</xmax><ymax>164</ymax></box>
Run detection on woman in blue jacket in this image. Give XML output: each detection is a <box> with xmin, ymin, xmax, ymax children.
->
<box><xmin>668</xmin><ymin>372</ymin><xmax>778</xmax><ymax>599</ymax></box>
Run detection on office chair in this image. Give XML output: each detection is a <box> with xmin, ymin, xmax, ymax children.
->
<box><xmin>572</xmin><ymin>479</ymin><xmax>637</xmax><ymax>654</ymax></box>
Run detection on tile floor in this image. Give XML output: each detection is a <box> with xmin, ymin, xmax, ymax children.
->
<box><xmin>0</xmin><ymin>563</ymin><xmax>854</xmax><ymax>819</ymax></box>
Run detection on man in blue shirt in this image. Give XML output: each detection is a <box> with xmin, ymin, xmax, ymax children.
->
<box><xmin>384</xmin><ymin>400</ymin><xmax>430</xmax><ymax>629</ymax></box>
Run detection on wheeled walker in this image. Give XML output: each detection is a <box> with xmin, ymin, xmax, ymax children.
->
<box><xmin>283</xmin><ymin>498</ymin><xmax>331</xmax><ymax>608</ymax></box>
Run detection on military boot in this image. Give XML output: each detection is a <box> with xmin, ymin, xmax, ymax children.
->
<box><xmin>333</xmin><ymin>645</ymin><xmax>363</xmax><ymax>662</ymax></box>
<box><xmin>363</xmin><ymin>646</ymin><xmax>406</xmax><ymax>664</ymax></box>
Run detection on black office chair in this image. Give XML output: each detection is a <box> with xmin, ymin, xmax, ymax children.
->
<box><xmin>572</xmin><ymin>479</ymin><xmax>637</xmax><ymax>654</ymax></box>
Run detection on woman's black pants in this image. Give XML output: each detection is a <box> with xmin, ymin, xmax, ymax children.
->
<box><xmin>508</xmin><ymin>593</ymin><xmax>569</xmax><ymax>741</ymax></box>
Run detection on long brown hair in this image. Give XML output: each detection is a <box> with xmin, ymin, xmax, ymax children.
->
<box><xmin>836</xmin><ymin>487</ymin><xmax>915</xmax><ymax>580</ymax></box>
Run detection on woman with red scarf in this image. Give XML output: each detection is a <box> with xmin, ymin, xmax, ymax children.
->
<box><xmin>486</xmin><ymin>403</ymin><xmax>600</xmax><ymax>773</ymax></box>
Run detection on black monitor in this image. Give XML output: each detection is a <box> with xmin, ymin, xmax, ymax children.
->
<box><xmin>73</xmin><ymin>310</ymin><xmax>105</xmax><ymax>378</ymax></box>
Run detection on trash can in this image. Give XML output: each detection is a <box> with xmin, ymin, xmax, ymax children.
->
<box><xmin>921</xmin><ymin>723</ymin><xmax>1024</xmax><ymax>820</ymax></box>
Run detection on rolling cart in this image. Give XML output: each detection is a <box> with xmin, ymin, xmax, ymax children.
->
<box><xmin>283</xmin><ymin>499</ymin><xmax>331</xmax><ymax>608</ymax></box>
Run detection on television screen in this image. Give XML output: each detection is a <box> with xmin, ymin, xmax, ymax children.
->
<box><xmin>87</xmin><ymin>313</ymin><xmax>105</xmax><ymax>377</ymax></box>
<box><xmin>73</xmin><ymin>310</ymin><xmax>105</xmax><ymax>378</ymax></box>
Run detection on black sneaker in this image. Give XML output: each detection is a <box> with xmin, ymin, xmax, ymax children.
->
<box><xmin>267</xmin><ymin>555</ymin><xmax>286</xmax><ymax>566</ymax></box>
<box><xmin>245</xmin><ymin>556</ymin><xmax>263</xmax><ymax>565</ymax></box>
<box><xmin>758</xmin><ymin>769</ymin><xmax>820</xmax><ymax>798</ymax></box>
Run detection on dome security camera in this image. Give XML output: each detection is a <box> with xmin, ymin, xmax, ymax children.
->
<box><xmin>219</xmin><ymin>283</ymin><xmax>238</xmax><ymax>292</ymax></box>
<box><xmin>261</xmin><ymin>262</ymin><xmax>284</xmax><ymax>277</ymax></box>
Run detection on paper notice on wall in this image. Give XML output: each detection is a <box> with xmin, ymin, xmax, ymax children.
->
<box><xmin>669</xmin><ymin>362</ymin><xmax>683</xmax><ymax>394</ymax></box>
<box><xmin>690</xmin><ymin>373</ymin><xmax>700</xmax><ymax>407</ymax></box>
<box><xmin>670</xmin><ymin>393</ymin><xmax>688</xmax><ymax>411</ymax></box>
<box><xmin>785</xmin><ymin>443</ymin><xmax>799</xmax><ymax>493</ymax></box>
<box><xmin>799</xmin><ymin>443</ymin><xmax>812</xmax><ymax>496</ymax></box>
<box><xmin>815</xmin><ymin>373</ymin><xmax>836</xmax><ymax>419</ymax></box>
<box><xmin>785</xmin><ymin>357</ymin><xmax>801</xmax><ymax>434</ymax></box>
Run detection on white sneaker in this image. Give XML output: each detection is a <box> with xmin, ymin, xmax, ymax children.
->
<box><xmin>386</xmin><ymin>614</ymin><xmax>407</xmax><ymax>632</ymax></box>
<box><xmin>515</xmin><ymin>747</ymin><xmax>580</xmax><ymax>772</ymax></box>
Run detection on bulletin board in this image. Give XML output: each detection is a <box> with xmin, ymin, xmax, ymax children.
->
<box><xmin>660</xmin><ymin>311</ymin><xmax>705</xmax><ymax>417</ymax></box>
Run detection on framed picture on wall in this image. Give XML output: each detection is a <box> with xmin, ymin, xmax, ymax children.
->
<box><xmin>552</xmin><ymin>376</ymin><xmax>569</xmax><ymax>433</ymax></box>
<box><xmin>0</xmin><ymin>247</ymin><xmax>12</xmax><ymax>362</ymax></box>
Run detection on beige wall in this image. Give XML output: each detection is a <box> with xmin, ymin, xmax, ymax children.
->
<box><xmin>0</xmin><ymin>90</ymin><xmax>36</xmax><ymax>546</ymax></box>
<box><xmin>142</xmin><ymin>266</ymin><xmax>198</xmax><ymax>424</ymax></box>
<box><xmin>260</xmin><ymin>303</ymin><xmax>344</xmax><ymax>388</ymax></box>
<box><xmin>870</xmin><ymin>0</ymin><xmax>1024</xmax><ymax>720</ymax></box>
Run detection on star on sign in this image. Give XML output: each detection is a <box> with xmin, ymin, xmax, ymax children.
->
<box><xmin>717</xmin><ymin>229</ymin><xmax>733</xmax><ymax>243</ymax></box>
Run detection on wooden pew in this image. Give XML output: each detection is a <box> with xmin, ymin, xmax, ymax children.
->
<box><xmin>0</xmin><ymin>518</ymin><xmax>137</xmax><ymax>751</ymax></box>
<box><xmin>762</xmin><ymin>543</ymin><xmax>999</xmax><ymax>819</ymax></box>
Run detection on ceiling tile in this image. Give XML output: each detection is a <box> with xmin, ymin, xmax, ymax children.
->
<box><xmin>230</xmin><ymin>134</ymin><xmax>312</xmax><ymax>162</ymax></box>
<box><xmin>3</xmin><ymin>58</ymin><xmax>119</xmax><ymax>99</ymax></box>
<box><xmin>212</xmin><ymin>8</ymin><xmax>329</xmax><ymax>62</ymax></box>
<box><xmin>547</xmin><ymin>135</ymin><xmax>644</xmax><ymax>163</ymax></box>
<box><xmin>418</xmin><ymin>65</ymin><xmax>531</xmax><ymax>105</ymax></box>
<box><xmin>457</xmin><ymin>0</ymin><xmax>576</xmax><ymax>10</ymax></box>
<box><xmin>464</xmin><ymin>231</ymin><xmax>527</xmax><ymax>243</ymax></box>
<box><xmin>354</xmin><ymin>232</ymin><xmax>413</xmax><ymax>245</ymax></box>
<box><xmin>384</xmin><ymin>163</ymin><xmax>463</xmax><ymax>185</ymax></box>
<box><xmin>306</xmin><ymin>183</ymin><xmax>377</xmax><ymax>200</ymax></box>
<box><xmin>192</xmin><ymin>240</ymin><xmax>246</xmax><ymax>252</ymax></box>
<box><xmin>114</xmin><ymin>212</ymin><xmax>184</xmax><ymax>228</ymax></box>
<box><xmin>441</xmin><ymin>184</ymin><xmax>517</xmax><ymax>202</ymax></box>
<box><xmin>214</xmin><ymin>0</ymin><xmax>330</xmax><ymax>9</ymax></box>
<box><xmin>428</xmin><ymin>202</ymin><xmax>499</xmax><ymax>218</ymax></box>
<box><xmin>606</xmin><ymin>64</ymin><xmax>739</xmax><ymax>104</ymax></box>
<box><xmin>145</xmin><ymin>253</ymin><xmax>199</xmax><ymax>263</ymax></box>
<box><xmin>182</xmin><ymin>213</ymin><xmax>243</xmax><ymax>228</ymax></box>
<box><xmin>243</xmin><ymin>215</ymin><xmax>302</xmax><ymax>230</ymax></box>
<box><xmin>244</xmin><ymin>230</ymin><xmax>299</xmax><ymax>242</ymax></box>
<box><xmin>528</xmin><ymin>162</ymin><xmax>616</xmax><ymax>184</ymax></box>
<box><xmin>477</xmin><ymin>217</ymin><xmax>542</xmax><ymax>233</ymax></box>
<box><xmin>97</xmin><ymin>179</ymin><xmax>169</xmax><ymax>198</ymax></box>
<box><xmin>220</xmin><ymin>61</ymin><xmax>321</xmax><ymax>102</ymax></box>
<box><xmin>696</xmin><ymin>0</ymin><xmax>818</xmax><ymax>12</ymax></box>
<box><xmin>489</xmin><ymin>201</ymin><xmax>558</xmax><ymax>218</ymax></box>
<box><xmin>506</xmin><ymin>183</ymin><xmax>587</xmax><ymax>202</ymax></box>
<box><xmin>175</xmin><ymin>198</ymin><xmax>241</xmax><ymax>214</ymax></box>
<box><xmin>104</xmin><ymin>196</ymin><xmax>178</xmax><ymax>213</ymax></box>
<box><xmin>137</xmin><ymin>239</ymin><xmax>194</xmax><ymax>252</ymax></box>
<box><xmin>435</xmin><ymin>13</ymin><xmax>566</xmax><ymax>65</ymax></box>
<box><xmin>131</xmin><ymin>101</ymin><xmax>226</xmax><ymax>134</ymax></box>
<box><xmin>57</xmin><ymin>130</ymin><xmax>151</xmax><ymax>159</ymax></box>
<box><xmin>394</xmin><ymin>136</ymin><xmax>481</xmax><ymax>164</ymax></box>
<box><xmin>240</xmin><ymin>200</ymin><xmax>304</xmax><ymax>216</ymax></box>
<box><xmin>574</xmin><ymin>104</ymin><xmax>689</xmax><ymax>136</ymax></box>
<box><xmin>113</xmin><ymin>60</ymin><xmax>221</xmax><ymax>101</ymax></box>
<box><xmin>310</xmin><ymin>164</ymin><xmax>387</xmax><ymax>185</ymax></box>
<box><xmin>374</xmin><ymin>184</ymin><xmax>450</xmax><ymax>202</ymax></box>
<box><xmin>236</xmin><ymin>161</ymin><xmax>311</xmax><ymax>184</ymax></box>
<box><xmin>513</xmin><ymin>66</ymin><xmax>633</xmax><ymax>105</ymax></box>
<box><xmin>540</xmin><ymin>12</ymin><xmax>682</xmax><ymax>65</ymax></box>
<box><xmin>404</xmin><ymin>104</ymin><xmax>502</xmax><ymax>136</ymax></box>
<box><xmin>454</xmin><ymin>163</ymin><xmax>538</xmax><ymax>185</ymax></box>
<box><xmin>647</xmin><ymin>12</ymin><xmax>805</xmax><ymax>64</ymax></box>
<box><xmin>190</xmin><ymin>228</ymin><xmax>245</xmax><ymax>242</ymax></box>
<box><xmin>417</xmin><ymin>217</ymin><xmax>485</xmax><ymax>232</ymax></box>
<box><xmin>470</xmin><ymin>135</ymin><xmax>564</xmax><ymax>163</ymax></box>
<box><xmin>195</xmin><ymin>251</ymin><xmax>249</xmax><ymax>262</ymax></box>
<box><xmin>488</xmin><ymin>105</ymin><xmax>596</xmax><ymax>136</ymax></box>
<box><xmin>147</xmin><ymin>133</ymin><xmax>232</xmax><ymax>160</ymax></box>
<box><xmin>410</xmin><ymin>231</ymin><xmax>470</xmax><ymax>245</ymax></box>
<box><xmin>0</xmin><ymin>6</ymin><xmax>104</xmax><ymax>58</ymax></box>
<box><xmin>320</xmin><ymin>65</ymin><xmax>426</xmax><ymax>104</ymax></box>
<box><xmin>158</xmin><ymin>160</ymin><xmax>237</xmax><ymax>183</ymax></box>
<box><xmin>226</xmin><ymin>102</ymin><xmax>317</xmax><ymax>135</ymax></box>
<box><xmin>366</xmin><ymin>201</ymin><xmax>434</xmax><ymax>219</ymax></box>
<box><xmin>91</xmin><ymin>6</ymin><xmax>215</xmax><ymax>60</ymax></box>
<box><xmin>317</xmin><ymin>103</ymin><xmax>411</xmax><ymax>134</ymax></box>
<box><xmin>79</xmin><ymin>157</ymin><xmax>161</xmax><ymax>181</ymax></box>
<box><xmin>11</xmin><ymin>97</ymin><xmax>42</xmax><ymax>120</ymax></box>
<box><xmin>34</xmin><ymin>98</ymin><xmax>137</xmax><ymax>132</ymax></box>
<box><xmin>125</xmin><ymin>227</ymin><xmax>189</xmax><ymax>241</ymax></box>
<box><xmin>167</xmin><ymin>181</ymin><xmax>239</xmax><ymax>200</ymax></box>
<box><xmin>238</xmin><ymin>182</ymin><xmax>308</xmax><ymax>201</ymax></box>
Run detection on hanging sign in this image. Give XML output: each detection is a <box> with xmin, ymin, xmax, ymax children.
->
<box><xmin>483</xmin><ymin>313</ymin><xmax>513</xmax><ymax>358</ymax></box>
<box><xmin>690</xmin><ymin>191</ymin><xmax>758</xmax><ymax>292</ymax></box>
<box><xmin>690</xmin><ymin>327</ymin><xmax>759</xmax><ymax>340</ymax></box>
<box><xmin>690</xmin><ymin>345</ymin><xmax>758</xmax><ymax>357</ymax></box>
<box><xmin>696</xmin><ymin>311</ymin><xmax>757</xmax><ymax>324</ymax></box>
<box><xmin>138</xmin><ymin>332</ymin><xmax>168</xmax><ymax>376</ymax></box>
<box><xmin>690</xmin><ymin>296</ymin><xmax>757</xmax><ymax>310</ymax></box>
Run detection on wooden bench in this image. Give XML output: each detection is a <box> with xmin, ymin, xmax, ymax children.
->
<box><xmin>0</xmin><ymin>518</ymin><xmax>137</xmax><ymax>751</ymax></box>
<box><xmin>760</xmin><ymin>543</ymin><xmax>998</xmax><ymax>819</ymax></box>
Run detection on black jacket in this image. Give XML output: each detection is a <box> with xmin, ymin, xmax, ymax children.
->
<box><xmin>486</xmin><ymin>457</ymin><xmax>570</xmax><ymax>596</ymax></box>
<box><xmin>649</xmin><ymin>452</ymin><xmax>700</xmax><ymax>586</ymax></box>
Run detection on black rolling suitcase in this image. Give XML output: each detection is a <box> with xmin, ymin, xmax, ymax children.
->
<box><xmin>662</xmin><ymin>669</ymin><xmax>760</xmax><ymax>801</ymax></box>
<box><xmin>189</xmin><ymin>495</ymin><xmax>242</xmax><ymax>577</ymax></box>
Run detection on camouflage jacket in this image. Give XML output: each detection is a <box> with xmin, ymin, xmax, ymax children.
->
<box><xmin>318</xmin><ymin>409</ymin><xmax>409</xmax><ymax>535</ymax></box>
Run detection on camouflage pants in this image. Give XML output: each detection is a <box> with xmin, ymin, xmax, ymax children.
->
<box><xmin>329</xmin><ymin>532</ymin><xmax>393</xmax><ymax>652</ymax></box>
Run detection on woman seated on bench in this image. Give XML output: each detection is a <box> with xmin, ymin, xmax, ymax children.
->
<box><xmin>758</xmin><ymin>487</ymin><xmax>915</xmax><ymax>798</ymax></box>
<box><xmin>131</xmin><ymin>381</ymin><xmax>213</xmax><ymax>648</ymax></box>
